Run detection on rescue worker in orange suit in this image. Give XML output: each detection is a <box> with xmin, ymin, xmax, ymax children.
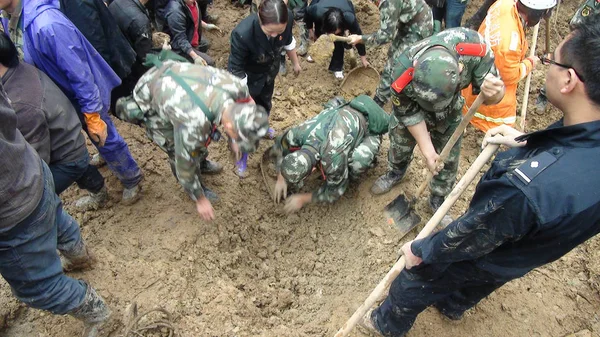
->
<box><xmin>461</xmin><ymin>0</ymin><xmax>556</xmax><ymax>132</ymax></box>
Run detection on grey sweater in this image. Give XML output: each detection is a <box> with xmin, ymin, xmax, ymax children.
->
<box><xmin>2</xmin><ymin>62</ymin><xmax>87</xmax><ymax>165</ymax></box>
<box><xmin>0</xmin><ymin>83</ymin><xmax>44</xmax><ymax>231</ymax></box>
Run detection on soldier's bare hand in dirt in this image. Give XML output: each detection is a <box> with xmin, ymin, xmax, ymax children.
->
<box><xmin>347</xmin><ymin>34</ymin><xmax>362</xmax><ymax>46</ymax></box>
<box><xmin>425</xmin><ymin>152</ymin><xmax>442</xmax><ymax>176</ymax></box>
<box><xmin>480</xmin><ymin>73</ymin><xmax>505</xmax><ymax>104</ymax></box>
<box><xmin>400</xmin><ymin>240</ymin><xmax>423</xmax><ymax>269</ymax></box>
<box><xmin>196</xmin><ymin>197</ymin><xmax>215</xmax><ymax>221</ymax></box>
<box><xmin>482</xmin><ymin>125</ymin><xmax>527</xmax><ymax>149</ymax></box>
<box><xmin>283</xmin><ymin>193</ymin><xmax>312</xmax><ymax>213</ymax></box>
<box><xmin>274</xmin><ymin>174</ymin><xmax>288</xmax><ymax>203</ymax></box>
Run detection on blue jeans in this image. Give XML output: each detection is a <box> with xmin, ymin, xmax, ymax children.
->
<box><xmin>0</xmin><ymin>161</ymin><xmax>86</xmax><ymax>314</ymax></box>
<box><xmin>50</xmin><ymin>150</ymin><xmax>105</xmax><ymax>195</ymax></box>
<box><xmin>432</xmin><ymin>0</ymin><xmax>468</xmax><ymax>28</ymax></box>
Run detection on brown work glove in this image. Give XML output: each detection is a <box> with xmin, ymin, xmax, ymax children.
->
<box><xmin>84</xmin><ymin>113</ymin><xmax>108</xmax><ymax>147</ymax></box>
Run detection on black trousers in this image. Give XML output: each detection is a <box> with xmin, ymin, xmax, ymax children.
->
<box><xmin>372</xmin><ymin>260</ymin><xmax>512</xmax><ymax>336</ymax></box>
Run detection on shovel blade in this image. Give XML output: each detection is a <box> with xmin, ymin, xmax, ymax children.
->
<box><xmin>384</xmin><ymin>194</ymin><xmax>422</xmax><ymax>238</ymax></box>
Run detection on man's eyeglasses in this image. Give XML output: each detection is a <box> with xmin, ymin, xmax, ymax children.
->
<box><xmin>539</xmin><ymin>53</ymin><xmax>585</xmax><ymax>83</ymax></box>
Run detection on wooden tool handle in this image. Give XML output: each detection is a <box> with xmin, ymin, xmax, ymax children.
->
<box><xmin>334</xmin><ymin>143</ymin><xmax>500</xmax><ymax>337</ymax></box>
<box><xmin>328</xmin><ymin>34</ymin><xmax>352</xmax><ymax>43</ymax></box>
<box><xmin>414</xmin><ymin>94</ymin><xmax>485</xmax><ymax>199</ymax></box>
<box><xmin>519</xmin><ymin>23</ymin><xmax>540</xmax><ymax>131</ymax></box>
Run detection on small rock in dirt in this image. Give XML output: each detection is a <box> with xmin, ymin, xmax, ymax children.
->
<box><xmin>369</xmin><ymin>227</ymin><xmax>385</xmax><ymax>237</ymax></box>
<box><xmin>257</xmin><ymin>251</ymin><xmax>268</xmax><ymax>259</ymax></box>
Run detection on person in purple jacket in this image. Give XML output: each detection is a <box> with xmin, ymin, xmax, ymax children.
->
<box><xmin>0</xmin><ymin>0</ymin><xmax>143</xmax><ymax>205</ymax></box>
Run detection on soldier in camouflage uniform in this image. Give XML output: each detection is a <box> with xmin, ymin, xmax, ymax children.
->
<box><xmin>370</xmin><ymin>28</ymin><xmax>505</xmax><ymax>212</ymax></box>
<box><xmin>116</xmin><ymin>55</ymin><xmax>269</xmax><ymax>221</ymax></box>
<box><xmin>270</xmin><ymin>95</ymin><xmax>387</xmax><ymax>213</ymax></box>
<box><xmin>347</xmin><ymin>0</ymin><xmax>434</xmax><ymax>107</ymax></box>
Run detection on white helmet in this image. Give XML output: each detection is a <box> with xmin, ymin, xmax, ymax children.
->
<box><xmin>519</xmin><ymin>0</ymin><xmax>557</xmax><ymax>10</ymax></box>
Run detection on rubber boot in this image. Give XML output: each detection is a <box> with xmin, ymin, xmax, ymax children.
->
<box><xmin>370</xmin><ymin>170</ymin><xmax>404</xmax><ymax>195</ymax></box>
<box><xmin>263</xmin><ymin>127</ymin><xmax>276</xmax><ymax>140</ymax></box>
<box><xmin>279</xmin><ymin>55</ymin><xmax>287</xmax><ymax>76</ymax></box>
<box><xmin>75</xmin><ymin>186</ymin><xmax>108</xmax><ymax>211</ymax></box>
<box><xmin>234</xmin><ymin>153</ymin><xmax>249</xmax><ymax>178</ymax></box>
<box><xmin>89</xmin><ymin>154</ymin><xmax>106</xmax><ymax>168</ymax></box>
<box><xmin>433</xmin><ymin>19</ymin><xmax>443</xmax><ymax>33</ymax></box>
<box><xmin>68</xmin><ymin>284</ymin><xmax>111</xmax><ymax>337</ymax></box>
<box><xmin>122</xmin><ymin>184</ymin><xmax>141</xmax><ymax>205</ymax></box>
<box><xmin>200</xmin><ymin>159</ymin><xmax>223</xmax><ymax>175</ymax></box>
<box><xmin>430</xmin><ymin>195</ymin><xmax>454</xmax><ymax>228</ymax></box>
<box><xmin>61</xmin><ymin>240</ymin><xmax>96</xmax><ymax>272</ymax></box>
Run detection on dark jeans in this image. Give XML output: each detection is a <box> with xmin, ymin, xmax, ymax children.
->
<box><xmin>432</xmin><ymin>0</ymin><xmax>468</xmax><ymax>28</ymax></box>
<box><xmin>0</xmin><ymin>160</ymin><xmax>87</xmax><ymax>314</ymax></box>
<box><xmin>329</xmin><ymin>41</ymin><xmax>354</xmax><ymax>72</ymax></box>
<box><xmin>373</xmin><ymin>261</ymin><xmax>509</xmax><ymax>336</ymax></box>
<box><xmin>50</xmin><ymin>150</ymin><xmax>105</xmax><ymax>195</ymax></box>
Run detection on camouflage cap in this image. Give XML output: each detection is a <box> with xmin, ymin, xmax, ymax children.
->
<box><xmin>115</xmin><ymin>96</ymin><xmax>145</xmax><ymax>123</ymax></box>
<box><xmin>412</xmin><ymin>48</ymin><xmax>460</xmax><ymax>112</ymax></box>
<box><xmin>230</xmin><ymin>103</ymin><xmax>269</xmax><ymax>153</ymax></box>
<box><xmin>281</xmin><ymin>151</ymin><xmax>313</xmax><ymax>184</ymax></box>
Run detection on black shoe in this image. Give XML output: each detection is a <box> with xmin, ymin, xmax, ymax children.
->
<box><xmin>202</xmin><ymin>186</ymin><xmax>219</xmax><ymax>203</ymax></box>
<box><xmin>201</xmin><ymin>160</ymin><xmax>223</xmax><ymax>175</ymax></box>
<box><xmin>370</xmin><ymin>170</ymin><xmax>403</xmax><ymax>195</ymax></box>
<box><xmin>433</xmin><ymin>303</ymin><xmax>464</xmax><ymax>321</ymax></box>
<box><xmin>429</xmin><ymin>195</ymin><xmax>445</xmax><ymax>212</ymax></box>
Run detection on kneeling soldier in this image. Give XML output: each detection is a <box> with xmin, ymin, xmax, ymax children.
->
<box><xmin>272</xmin><ymin>95</ymin><xmax>388</xmax><ymax>213</ymax></box>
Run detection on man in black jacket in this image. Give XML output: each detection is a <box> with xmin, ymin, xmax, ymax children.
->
<box><xmin>164</xmin><ymin>0</ymin><xmax>221</xmax><ymax>65</ymax></box>
<box><xmin>109</xmin><ymin>0</ymin><xmax>153</xmax><ymax>65</ymax></box>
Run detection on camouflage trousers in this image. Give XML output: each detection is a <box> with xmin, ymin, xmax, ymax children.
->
<box><xmin>166</xmin><ymin>147</ymin><xmax>209</xmax><ymax>184</ymax></box>
<box><xmin>387</xmin><ymin>113</ymin><xmax>461</xmax><ymax>197</ymax></box>
<box><xmin>375</xmin><ymin>9</ymin><xmax>434</xmax><ymax>105</ymax></box>
<box><xmin>349</xmin><ymin>135</ymin><xmax>382</xmax><ymax>179</ymax></box>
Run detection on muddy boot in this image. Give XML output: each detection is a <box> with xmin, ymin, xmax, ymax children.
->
<box><xmin>200</xmin><ymin>159</ymin><xmax>223</xmax><ymax>175</ymax></box>
<box><xmin>202</xmin><ymin>185</ymin><xmax>219</xmax><ymax>203</ymax></box>
<box><xmin>234</xmin><ymin>153</ymin><xmax>249</xmax><ymax>178</ymax></box>
<box><xmin>433</xmin><ymin>19</ymin><xmax>442</xmax><ymax>33</ymax></box>
<box><xmin>75</xmin><ymin>186</ymin><xmax>108</xmax><ymax>211</ymax></box>
<box><xmin>371</xmin><ymin>170</ymin><xmax>404</xmax><ymax>195</ymax></box>
<box><xmin>61</xmin><ymin>240</ymin><xmax>96</xmax><ymax>272</ymax></box>
<box><xmin>89</xmin><ymin>154</ymin><xmax>106</xmax><ymax>168</ymax></box>
<box><xmin>122</xmin><ymin>184</ymin><xmax>141</xmax><ymax>205</ymax></box>
<box><xmin>358</xmin><ymin>308</ymin><xmax>384</xmax><ymax>337</ymax></box>
<box><xmin>69</xmin><ymin>285</ymin><xmax>111</xmax><ymax>337</ymax></box>
<box><xmin>433</xmin><ymin>303</ymin><xmax>464</xmax><ymax>321</ymax></box>
<box><xmin>430</xmin><ymin>195</ymin><xmax>454</xmax><ymax>228</ymax></box>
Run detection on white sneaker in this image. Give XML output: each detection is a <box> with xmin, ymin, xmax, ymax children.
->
<box><xmin>334</xmin><ymin>71</ymin><xmax>344</xmax><ymax>80</ymax></box>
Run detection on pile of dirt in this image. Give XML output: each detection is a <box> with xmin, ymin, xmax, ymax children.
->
<box><xmin>1</xmin><ymin>0</ymin><xmax>598</xmax><ymax>336</ymax></box>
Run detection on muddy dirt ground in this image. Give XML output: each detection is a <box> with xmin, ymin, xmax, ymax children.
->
<box><xmin>1</xmin><ymin>0</ymin><xmax>599</xmax><ymax>336</ymax></box>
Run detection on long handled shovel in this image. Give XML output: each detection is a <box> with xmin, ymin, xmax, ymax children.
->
<box><xmin>334</xmin><ymin>142</ymin><xmax>501</xmax><ymax>337</ymax></box>
<box><xmin>383</xmin><ymin>94</ymin><xmax>485</xmax><ymax>238</ymax></box>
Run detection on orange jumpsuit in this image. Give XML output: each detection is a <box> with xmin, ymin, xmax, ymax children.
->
<box><xmin>461</xmin><ymin>0</ymin><xmax>534</xmax><ymax>132</ymax></box>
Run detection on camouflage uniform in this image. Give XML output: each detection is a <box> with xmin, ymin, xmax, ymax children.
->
<box><xmin>273</xmin><ymin>98</ymin><xmax>382</xmax><ymax>203</ymax></box>
<box><xmin>387</xmin><ymin>28</ymin><xmax>497</xmax><ymax>197</ymax></box>
<box><xmin>116</xmin><ymin>60</ymin><xmax>263</xmax><ymax>201</ymax></box>
<box><xmin>361</xmin><ymin>0</ymin><xmax>434</xmax><ymax>106</ymax></box>
<box><xmin>570</xmin><ymin>0</ymin><xmax>600</xmax><ymax>26</ymax></box>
